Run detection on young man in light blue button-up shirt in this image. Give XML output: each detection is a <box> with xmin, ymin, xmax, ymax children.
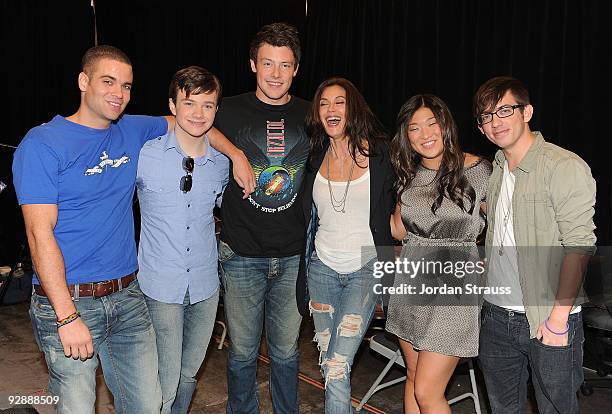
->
<box><xmin>136</xmin><ymin>66</ymin><xmax>229</xmax><ymax>414</ymax></box>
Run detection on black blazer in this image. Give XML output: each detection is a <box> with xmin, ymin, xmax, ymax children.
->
<box><xmin>296</xmin><ymin>140</ymin><xmax>397</xmax><ymax>316</ymax></box>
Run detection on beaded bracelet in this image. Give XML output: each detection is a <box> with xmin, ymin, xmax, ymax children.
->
<box><xmin>544</xmin><ymin>318</ymin><xmax>570</xmax><ymax>335</ymax></box>
<box><xmin>56</xmin><ymin>311</ymin><xmax>81</xmax><ymax>328</ymax></box>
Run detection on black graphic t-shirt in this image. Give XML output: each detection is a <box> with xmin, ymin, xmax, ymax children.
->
<box><xmin>215</xmin><ymin>92</ymin><xmax>310</xmax><ymax>257</ymax></box>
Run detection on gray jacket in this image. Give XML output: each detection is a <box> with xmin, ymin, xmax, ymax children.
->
<box><xmin>485</xmin><ymin>131</ymin><xmax>596</xmax><ymax>338</ymax></box>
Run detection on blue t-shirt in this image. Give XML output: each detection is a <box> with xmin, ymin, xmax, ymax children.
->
<box><xmin>13</xmin><ymin>115</ymin><xmax>168</xmax><ymax>284</ymax></box>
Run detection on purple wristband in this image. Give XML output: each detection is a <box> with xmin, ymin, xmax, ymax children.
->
<box><xmin>544</xmin><ymin>318</ymin><xmax>570</xmax><ymax>335</ymax></box>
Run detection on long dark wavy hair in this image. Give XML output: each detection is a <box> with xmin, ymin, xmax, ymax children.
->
<box><xmin>305</xmin><ymin>77</ymin><xmax>386</xmax><ymax>165</ymax></box>
<box><xmin>390</xmin><ymin>94</ymin><xmax>476</xmax><ymax>214</ymax></box>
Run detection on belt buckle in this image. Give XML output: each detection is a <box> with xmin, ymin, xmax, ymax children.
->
<box><xmin>93</xmin><ymin>282</ymin><xmax>112</xmax><ymax>299</ymax></box>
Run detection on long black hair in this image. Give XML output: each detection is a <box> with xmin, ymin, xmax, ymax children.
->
<box><xmin>390</xmin><ymin>94</ymin><xmax>476</xmax><ymax>214</ymax></box>
<box><xmin>305</xmin><ymin>77</ymin><xmax>386</xmax><ymax>165</ymax></box>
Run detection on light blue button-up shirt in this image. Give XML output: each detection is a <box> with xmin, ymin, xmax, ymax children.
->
<box><xmin>136</xmin><ymin>129</ymin><xmax>229</xmax><ymax>304</ymax></box>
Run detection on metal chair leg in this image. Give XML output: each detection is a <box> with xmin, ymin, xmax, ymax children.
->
<box><xmin>215</xmin><ymin>320</ymin><xmax>227</xmax><ymax>350</ymax></box>
<box><xmin>356</xmin><ymin>349</ymin><xmax>405</xmax><ymax>411</ymax></box>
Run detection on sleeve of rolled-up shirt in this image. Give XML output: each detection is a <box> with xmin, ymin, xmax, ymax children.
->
<box><xmin>549</xmin><ymin>156</ymin><xmax>597</xmax><ymax>255</ymax></box>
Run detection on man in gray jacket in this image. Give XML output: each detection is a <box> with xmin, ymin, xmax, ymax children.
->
<box><xmin>474</xmin><ymin>76</ymin><xmax>596</xmax><ymax>414</ymax></box>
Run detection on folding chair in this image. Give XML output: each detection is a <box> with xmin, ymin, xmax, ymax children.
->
<box><xmin>356</xmin><ymin>332</ymin><xmax>482</xmax><ymax>413</ymax></box>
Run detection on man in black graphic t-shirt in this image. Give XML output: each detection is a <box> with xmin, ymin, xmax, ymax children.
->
<box><xmin>215</xmin><ymin>23</ymin><xmax>308</xmax><ymax>413</ymax></box>
<box><xmin>216</xmin><ymin>95</ymin><xmax>309</xmax><ymax>256</ymax></box>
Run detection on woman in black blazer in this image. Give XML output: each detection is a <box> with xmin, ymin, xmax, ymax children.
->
<box><xmin>296</xmin><ymin>77</ymin><xmax>396</xmax><ymax>413</ymax></box>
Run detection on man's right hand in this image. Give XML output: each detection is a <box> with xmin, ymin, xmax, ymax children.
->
<box><xmin>231</xmin><ymin>149</ymin><xmax>256</xmax><ymax>198</ymax></box>
<box><xmin>22</xmin><ymin>204</ymin><xmax>95</xmax><ymax>361</ymax></box>
<box><xmin>58</xmin><ymin>318</ymin><xmax>94</xmax><ymax>361</ymax></box>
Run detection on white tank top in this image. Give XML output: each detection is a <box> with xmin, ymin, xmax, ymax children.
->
<box><xmin>312</xmin><ymin>169</ymin><xmax>376</xmax><ymax>273</ymax></box>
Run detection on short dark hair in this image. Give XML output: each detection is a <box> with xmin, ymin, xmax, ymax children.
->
<box><xmin>249</xmin><ymin>22</ymin><xmax>301</xmax><ymax>65</ymax></box>
<box><xmin>473</xmin><ymin>76</ymin><xmax>530</xmax><ymax>117</ymax></box>
<box><xmin>168</xmin><ymin>66</ymin><xmax>222</xmax><ymax>104</ymax></box>
<box><xmin>81</xmin><ymin>45</ymin><xmax>131</xmax><ymax>75</ymax></box>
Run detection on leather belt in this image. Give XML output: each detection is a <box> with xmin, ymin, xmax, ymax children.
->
<box><xmin>33</xmin><ymin>273</ymin><xmax>136</xmax><ymax>299</ymax></box>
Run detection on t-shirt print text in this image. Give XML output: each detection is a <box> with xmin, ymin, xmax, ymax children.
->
<box><xmin>266</xmin><ymin>119</ymin><xmax>285</xmax><ymax>157</ymax></box>
<box><xmin>84</xmin><ymin>151</ymin><xmax>130</xmax><ymax>175</ymax></box>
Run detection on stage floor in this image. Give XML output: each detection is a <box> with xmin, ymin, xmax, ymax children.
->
<box><xmin>1</xmin><ymin>301</ymin><xmax>611</xmax><ymax>413</ymax></box>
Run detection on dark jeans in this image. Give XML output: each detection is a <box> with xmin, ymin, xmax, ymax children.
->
<box><xmin>479</xmin><ymin>301</ymin><xmax>584</xmax><ymax>414</ymax></box>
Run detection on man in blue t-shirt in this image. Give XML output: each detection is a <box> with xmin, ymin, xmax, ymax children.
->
<box><xmin>12</xmin><ymin>46</ymin><xmax>253</xmax><ymax>414</ymax></box>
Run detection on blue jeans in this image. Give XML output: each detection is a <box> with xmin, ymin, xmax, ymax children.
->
<box><xmin>479</xmin><ymin>301</ymin><xmax>584</xmax><ymax>414</ymax></box>
<box><xmin>218</xmin><ymin>240</ymin><xmax>302</xmax><ymax>414</ymax></box>
<box><xmin>145</xmin><ymin>288</ymin><xmax>220</xmax><ymax>414</ymax></box>
<box><xmin>308</xmin><ymin>253</ymin><xmax>378</xmax><ymax>414</ymax></box>
<box><xmin>30</xmin><ymin>279</ymin><xmax>161</xmax><ymax>414</ymax></box>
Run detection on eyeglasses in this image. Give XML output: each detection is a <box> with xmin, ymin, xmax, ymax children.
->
<box><xmin>477</xmin><ymin>104</ymin><xmax>525</xmax><ymax>126</ymax></box>
<box><xmin>180</xmin><ymin>157</ymin><xmax>194</xmax><ymax>193</ymax></box>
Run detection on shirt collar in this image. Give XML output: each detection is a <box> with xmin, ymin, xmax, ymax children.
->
<box><xmin>163</xmin><ymin>128</ymin><xmax>215</xmax><ymax>165</ymax></box>
<box><xmin>493</xmin><ymin>131</ymin><xmax>544</xmax><ymax>173</ymax></box>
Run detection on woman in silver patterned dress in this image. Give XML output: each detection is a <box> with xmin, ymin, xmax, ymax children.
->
<box><xmin>385</xmin><ymin>94</ymin><xmax>491</xmax><ymax>414</ymax></box>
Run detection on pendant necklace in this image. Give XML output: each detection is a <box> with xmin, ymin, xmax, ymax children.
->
<box><xmin>326</xmin><ymin>148</ymin><xmax>355</xmax><ymax>213</ymax></box>
<box><xmin>498</xmin><ymin>207</ymin><xmax>511</xmax><ymax>256</ymax></box>
<box><xmin>497</xmin><ymin>169</ymin><xmax>514</xmax><ymax>256</ymax></box>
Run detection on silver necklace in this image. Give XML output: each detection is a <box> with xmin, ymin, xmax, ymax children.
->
<box><xmin>497</xmin><ymin>168</ymin><xmax>514</xmax><ymax>256</ymax></box>
<box><xmin>326</xmin><ymin>149</ymin><xmax>355</xmax><ymax>213</ymax></box>
<box><xmin>498</xmin><ymin>207</ymin><xmax>511</xmax><ymax>256</ymax></box>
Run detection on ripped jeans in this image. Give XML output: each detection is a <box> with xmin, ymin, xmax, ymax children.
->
<box><xmin>308</xmin><ymin>252</ymin><xmax>378</xmax><ymax>414</ymax></box>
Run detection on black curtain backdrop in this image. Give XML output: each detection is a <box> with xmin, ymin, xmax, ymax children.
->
<box><xmin>301</xmin><ymin>0</ymin><xmax>612</xmax><ymax>245</ymax></box>
<box><xmin>1</xmin><ymin>0</ymin><xmax>610</xmax><ymax>264</ymax></box>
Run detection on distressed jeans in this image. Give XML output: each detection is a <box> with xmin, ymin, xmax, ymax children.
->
<box><xmin>145</xmin><ymin>289</ymin><xmax>219</xmax><ymax>414</ymax></box>
<box><xmin>479</xmin><ymin>301</ymin><xmax>584</xmax><ymax>414</ymax></box>
<box><xmin>219</xmin><ymin>240</ymin><xmax>302</xmax><ymax>414</ymax></box>
<box><xmin>308</xmin><ymin>252</ymin><xmax>378</xmax><ymax>414</ymax></box>
<box><xmin>30</xmin><ymin>280</ymin><xmax>161</xmax><ymax>414</ymax></box>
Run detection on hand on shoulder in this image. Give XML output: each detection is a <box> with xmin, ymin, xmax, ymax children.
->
<box><xmin>464</xmin><ymin>153</ymin><xmax>481</xmax><ymax>168</ymax></box>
